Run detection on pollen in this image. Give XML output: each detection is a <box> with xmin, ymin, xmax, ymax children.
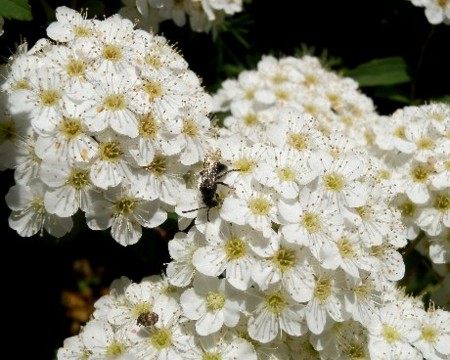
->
<box><xmin>276</xmin><ymin>166</ymin><xmax>296</xmax><ymax>182</ymax></box>
<box><xmin>203</xmin><ymin>353</ymin><xmax>221</xmax><ymax>360</ymax></box>
<box><xmin>287</xmin><ymin>132</ymin><xmax>309</xmax><ymax>151</ymax></box>
<box><xmin>354</xmin><ymin>281</ymin><xmax>372</xmax><ymax>300</ymax></box>
<box><xmin>103</xmin><ymin>94</ymin><xmax>127</xmax><ymax>111</ymax></box>
<box><xmin>382</xmin><ymin>325</ymin><xmax>401</xmax><ymax>343</ymax></box>
<box><xmin>60</xmin><ymin>117</ymin><xmax>83</xmax><ymax>138</ymax></box>
<box><xmin>139</xmin><ymin>113</ymin><xmax>159</xmax><ymax>139</ymax></box>
<box><xmin>145</xmin><ymin>154</ymin><xmax>167</xmax><ymax>176</ymax></box>
<box><xmin>132</xmin><ymin>302</ymin><xmax>152</xmax><ymax>319</ymax></box>
<box><xmin>323</xmin><ymin>172</ymin><xmax>345</xmax><ymax>192</ymax></box>
<box><xmin>243</xmin><ymin>113</ymin><xmax>257</xmax><ymax>126</ymax></box>
<box><xmin>233</xmin><ymin>157</ymin><xmax>255</xmax><ymax>174</ymax></box>
<box><xmin>150</xmin><ymin>328</ymin><xmax>172</xmax><ymax>350</ymax></box>
<box><xmin>73</xmin><ymin>25</ymin><xmax>92</xmax><ymax>38</ymax></box>
<box><xmin>314</xmin><ymin>276</ymin><xmax>332</xmax><ymax>302</ymax></box>
<box><xmin>394</xmin><ymin>126</ymin><xmax>405</xmax><ymax>139</ymax></box>
<box><xmin>337</xmin><ymin>237</ymin><xmax>355</xmax><ymax>259</ymax></box>
<box><xmin>302</xmin><ymin>212</ymin><xmax>322</xmax><ymax>234</ymax></box>
<box><xmin>416</xmin><ymin>137</ymin><xmax>435</xmax><ymax>150</ymax></box>
<box><xmin>433</xmin><ymin>193</ymin><xmax>450</xmax><ymax>213</ymax></box>
<box><xmin>102</xmin><ymin>44</ymin><xmax>123</xmax><ymax>62</ymax></box>
<box><xmin>206</xmin><ymin>291</ymin><xmax>226</xmax><ymax>311</ymax></box>
<box><xmin>144</xmin><ymin>54</ymin><xmax>162</xmax><ymax>69</ymax></box>
<box><xmin>248</xmin><ymin>197</ymin><xmax>271</xmax><ymax>216</ymax></box>
<box><xmin>143</xmin><ymin>80</ymin><xmax>163</xmax><ymax>101</ymax></box>
<box><xmin>397</xmin><ymin>200</ymin><xmax>416</xmax><ymax>218</ymax></box>
<box><xmin>114</xmin><ymin>196</ymin><xmax>136</xmax><ymax>216</ymax></box>
<box><xmin>65</xmin><ymin>59</ymin><xmax>86</xmax><ymax>78</ymax></box>
<box><xmin>67</xmin><ymin>168</ymin><xmax>90</xmax><ymax>190</ymax></box>
<box><xmin>411</xmin><ymin>163</ymin><xmax>432</xmax><ymax>182</ymax></box>
<box><xmin>275</xmin><ymin>89</ymin><xmax>289</xmax><ymax>100</ymax></box>
<box><xmin>182</xmin><ymin>118</ymin><xmax>198</xmax><ymax>137</ymax></box>
<box><xmin>264</xmin><ymin>293</ymin><xmax>286</xmax><ymax>315</ymax></box>
<box><xmin>13</xmin><ymin>79</ymin><xmax>30</xmax><ymax>90</ymax></box>
<box><xmin>244</xmin><ymin>89</ymin><xmax>255</xmax><ymax>100</ymax></box>
<box><xmin>271</xmin><ymin>247</ymin><xmax>296</xmax><ymax>272</ymax></box>
<box><xmin>421</xmin><ymin>325</ymin><xmax>437</xmax><ymax>343</ymax></box>
<box><xmin>105</xmin><ymin>341</ymin><xmax>125</xmax><ymax>356</ymax></box>
<box><xmin>39</xmin><ymin>89</ymin><xmax>61</xmax><ymax>107</ymax></box>
<box><xmin>356</xmin><ymin>206</ymin><xmax>372</xmax><ymax>220</ymax></box>
<box><xmin>99</xmin><ymin>141</ymin><xmax>122</xmax><ymax>162</ymax></box>
<box><xmin>224</xmin><ymin>236</ymin><xmax>246</xmax><ymax>260</ymax></box>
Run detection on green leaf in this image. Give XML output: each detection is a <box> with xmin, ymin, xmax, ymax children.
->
<box><xmin>0</xmin><ymin>0</ymin><xmax>32</xmax><ymax>21</ymax></box>
<box><xmin>343</xmin><ymin>57</ymin><xmax>411</xmax><ymax>87</ymax></box>
<box><xmin>373</xmin><ymin>86</ymin><xmax>411</xmax><ymax>104</ymax></box>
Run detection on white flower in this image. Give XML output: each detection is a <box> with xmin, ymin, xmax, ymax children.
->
<box><xmin>33</xmin><ymin>100</ymin><xmax>99</xmax><ymax>163</ymax></box>
<box><xmin>40</xmin><ymin>159</ymin><xmax>99</xmax><ymax>217</ymax></box>
<box><xmin>312</xmin><ymin>149</ymin><xmax>369</xmax><ymax>212</ymax></box>
<box><xmin>343</xmin><ymin>274</ymin><xmax>381</xmax><ymax>327</ymax></box>
<box><xmin>246</xmin><ymin>286</ymin><xmax>307</xmax><ymax>343</ymax></box>
<box><xmin>81</xmin><ymin>319</ymin><xmax>134</xmax><ymax>359</ymax></box>
<box><xmin>88</xmin><ymin>132</ymin><xmax>136</xmax><ymax>190</ymax></box>
<box><xmin>221</xmin><ymin>180</ymin><xmax>279</xmax><ymax>237</ymax></box>
<box><xmin>253</xmin><ymin>146</ymin><xmax>318</xmax><ymax>199</ymax></box>
<box><xmin>278</xmin><ymin>187</ymin><xmax>344</xmax><ymax>259</ymax></box>
<box><xmin>319</xmin><ymin>229</ymin><xmax>381</xmax><ymax>279</ymax></box>
<box><xmin>85</xmin><ymin>185</ymin><xmax>166</xmax><ymax>246</ymax></box>
<box><xmin>134</xmin><ymin>153</ymin><xmax>187</xmax><ymax>206</ymax></box>
<box><xmin>309</xmin><ymin>320</ymin><xmax>370</xmax><ymax>360</ymax></box>
<box><xmin>180</xmin><ymin>273</ymin><xmax>242</xmax><ymax>336</ymax></box>
<box><xmin>107</xmin><ymin>280</ymin><xmax>177</xmax><ymax>333</ymax></box>
<box><xmin>8</xmin><ymin>66</ymin><xmax>68</xmax><ymax>134</ymax></box>
<box><xmin>57</xmin><ymin>334</ymin><xmax>90</xmax><ymax>360</ymax></box>
<box><xmin>166</xmin><ymin>226</ymin><xmax>206</xmax><ymax>287</ymax></box>
<box><xmin>266</xmin><ymin>107</ymin><xmax>327</xmax><ymax>153</ymax></box>
<box><xmin>128</xmin><ymin>296</ymin><xmax>190</xmax><ymax>360</ymax></box>
<box><xmin>182</xmin><ymin>329</ymin><xmax>257</xmax><ymax>360</ymax></box>
<box><xmin>303</xmin><ymin>267</ymin><xmax>348</xmax><ymax>335</ymax></box>
<box><xmin>414</xmin><ymin>306</ymin><xmax>450</xmax><ymax>359</ymax></box>
<box><xmin>46</xmin><ymin>6</ymin><xmax>97</xmax><ymax>43</ymax></box>
<box><xmin>251</xmin><ymin>232</ymin><xmax>315</xmax><ymax>303</ymax></box>
<box><xmin>416</xmin><ymin>190</ymin><xmax>450</xmax><ymax>237</ymax></box>
<box><xmin>193</xmin><ymin>222</ymin><xmax>260</xmax><ymax>290</ymax></box>
<box><xmin>367</xmin><ymin>302</ymin><xmax>422</xmax><ymax>360</ymax></box>
<box><xmin>5</xmin><ymin>180</ymin><xmax>73</xmax><ymax>237</ymax></box>
<box><xmin>84</xmin><ymin>71</ymin><xmax>143</xmax><ymax>137</ymax></box>
<box><xmin>428</xmin><ymin>229</ymin><xmax>450</xmax><ymax>264</ymax></box>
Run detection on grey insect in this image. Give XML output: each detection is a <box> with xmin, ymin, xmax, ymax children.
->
<box><xmin>182</xmin><ymin>149</ymin><xmax>239</xmax><ymax>221</ymax></box>
<box><xmin>137</xmin><ymin>311</ymin><xmax>159</xmax><ymax>327</ymax></box>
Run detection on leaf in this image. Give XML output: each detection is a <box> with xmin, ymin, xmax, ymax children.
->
<box><xmin>343</xmin><ymin>57</ymin><xmax>411</xmax><ymax>87</ymax></box>
<box><xmin>0</xmin><ymin>0</ymin><xmax>32</xmax><ymax>21</ymax></box>
<box><xmin>373</xmin><ymin>86</ymin><xmax>411</xmax><ymax>104</ymax></box>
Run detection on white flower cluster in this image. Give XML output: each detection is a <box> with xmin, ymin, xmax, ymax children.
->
<box><xmin>407</xmin><ymin>0</ymin><xmax>450</xmax><ymax>25</ymax></box>
<box><xmin>119</xmin><ymin>0</ymin><xmax>243</xmax><ymax>35</ymax></box>
<box><xmin>213</xmin><ymin>55</ymin><xmax>379</xmax><ymax>146</ymax></box>
<box><xmin>370</xmin><ymin>104</ymin><xmax>450</xmax><ymax>265</ymax></box>
<box><xmin>49</xmin><ymin>58</ymin><xmax>444</xmax><ymax>359</ymax></box>
<box><xmin>0</xmin><ymin>6</ymin><xmax>214</xmax><ymax>245</ymax></box>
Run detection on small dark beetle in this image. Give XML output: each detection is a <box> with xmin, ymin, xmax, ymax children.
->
<box><xmin>137</xmin><ymin>311</ymin><xmax>159</xmax><ymax>327</ymax></box>
<box><xmin>182</xmin><ymin>149</ymin><xmax>239</xmax><ymax>221</ymax></box>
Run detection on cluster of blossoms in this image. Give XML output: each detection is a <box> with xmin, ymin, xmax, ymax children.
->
<box><xmin>58</xmin><ymin>50</ymin><xmax>449</xmax><ymax>357</ymax></box>
<box><xmin>1</xmin><ymin>6</ymin><xmax>450</xmax><ymax>360</ymax></box>
<box><xmin>119</xmin><ymin>0</ymin><xmax>244</xmax><ymax>35</ymax></box>
<box><xmin>407</xmin><ymin>0</ymin><xmax>450</xmax><ymax>25</ymax></box>
<box><xmin>0</xmin><ymin>6</ymin><xmax>215</xmax><ymax>245</ymax></box>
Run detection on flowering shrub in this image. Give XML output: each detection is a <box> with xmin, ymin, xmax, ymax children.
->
<box><xmin>0</xmin><ymin>2</ymin><xmax>449</xmax><ymax>360</ymax></box>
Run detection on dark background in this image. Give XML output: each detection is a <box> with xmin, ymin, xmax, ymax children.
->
<box><xmin>1</xmin><ymin>0</ymin><xmax>449</xmax><ymax>358</ymax></box>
